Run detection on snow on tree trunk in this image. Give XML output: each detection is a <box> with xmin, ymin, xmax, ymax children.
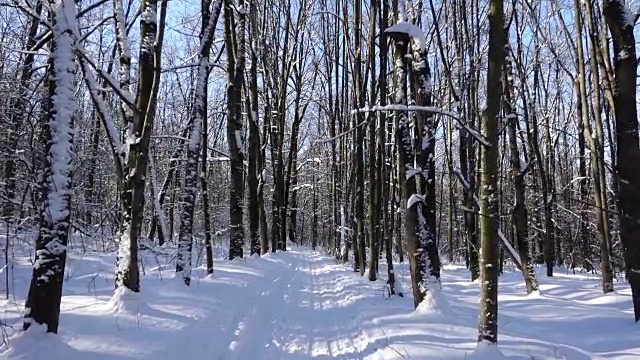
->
<box><xmin>113</xmin><ymin>0</ymin><xmax>133</xmax><ymax>126</ymax></box>
<box><xmin>176</xmin><ymin>0</ymin><xmax>221</xmax><ymax>285</ymax></box>
<box><xmin>115</xmin><ymin>0</ymin><xmax>161</xmax><ymax>292</ymax></box>
<box><xmin>386</xmin><ymin>22</ymin><xmax>441</xmax><ymax>309</ymax></box>
<box><xmin>410</xmin><ymin>31</ymin><xmax>442</xmax><ymax>302</ymax></box>
<box><xmin>23</xmin><ymin>0</ymin><xmax>76</xmax><ymax>334</ymax></box>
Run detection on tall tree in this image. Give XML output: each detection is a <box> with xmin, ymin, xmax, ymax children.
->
<box><xmin>115</xmin><ymin>0</ymin><xmax>167</xmax><ymax>292</ymax></box>
<box><xmin>247</xmin><ymin>0</ymin><xmax>262</xmax><ymax>256</ymax></box>
<box><xmin>23</xmin><ymin>0</ymin><xmax>76</xmax><ymax>334</ymax></box>
<box><xmin>386</xmin><ymin>17</ymin><xmax>441</xmax><ymax>308</ymax></box>
<box><xmin>367</xmin><ymin>0</ymin><xmax>379</xmax><ymax>281</ymax></box>
<box><xmin>478</xmin><ymin>0</ymin><xmax>503</xmax><ymax>344</ymax></box>
<box><xmin>175</xmin><ymin>0</ymin><xmax>221</xmax><ymax>285</ymax></box>
<box><xmin>584</xmin><ymin>0</ymin><xmax>614</xmax><ymax>292</ymax></box>
<box><xmin>502</xmin><ymin>24</ymin><xmax>538</xmax><ymax>294</ymax></box>
<box><xmin>603</xmin><ymin>0</ymin><xmax>640</xmax><ymax>321</ymax></box>
<box><xmin>225</xmin><ymin>0</ymin><xmax>246</xmax><ymax>260</ymax></box>
<box><xmin>353</xmin><ymin>0</ymin><xmax>366</xmax><ymax>275</ymax></box>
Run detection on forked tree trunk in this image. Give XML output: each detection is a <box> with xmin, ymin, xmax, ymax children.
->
<box><xmin>379</xmin><ymin>0</ymin><xmax>395</xmax><ymax>292</ymax></box>
<box><xmin>115</xmin><ymin>0</ymin><xmax>165</xmax><ymax>292</ymax></box>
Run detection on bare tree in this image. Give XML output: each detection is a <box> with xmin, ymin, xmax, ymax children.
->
<box><xmin>225</xmin><ymin>0</ymin><xmax>246</xmax><ymax>260</ymax></box>
<box><xmin>23</xmin><ymin>0</ymin><xmax>77</xmax><ymax>334</ymax></box>
<box><xmin>478</xmin><ymin>0</ymin><xmax>503</xmax><ymax>344</ymax></box>
<box><xmin>603</xmin><ymin>0</ymin><xmax>640</xmax><ymax>321</ymax></box>
<box><xmin>175</xmin><ymin>0</ymin><xmax>221</xmax><ymax>284</ymax></box>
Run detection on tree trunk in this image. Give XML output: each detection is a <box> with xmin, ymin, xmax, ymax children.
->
<box><xmin>115</xmin><ymin>0</ymin><xmax>165</xmax><ymax>292</ymax></box>
<box><xmin>387</xmin><ymin>24</ymin><xmax>441</xmax><ymax>308</ymax></box>
<box><xmin>248</xmin><ymin>0</ymin><xmax>262</xmax><ymax>256</ymax></box>
<box><xmin>201</xmin><ymin>119</ymin><xmax>214</xmax><ymax>275</ymax></box>
<box><xmin>24</xmin><ymin>0</ymin><xmax>76</xmax><ymax>333</ymax></box>
<box><xmin>584</xmin><ymin>0</ymin><xmax>614</xmax><ymax>293</ymax></box>
<box><xmin>367</xmin><ymin>0</ymin><xmax>379</xmax><ymax>281</ymax></box>
<box><xmin>225</xmin><ymin>0</ymin><xmax>246</xmax><ymax>260</ymax></box>
<box><xmin>478</xmin><ymin>0</ymin><xmax>502</xmax><ymax>344</ymax></box>
<box><xmin>175</xmin><ymin>0</ymin><xmax>220</xmax><ymax>285</ymax></box>
<box><xmin>353</xmin><ymin>0</ymin><xmax>366</xmax><ymax>275</ymax></box>
<box><xmin>503</xmin><ymin>35</ymin><xmax>538</xmax><ymax>294</ymax></box>
<box><xmin>603</xmin><ymin>0</ymin><xmax>640</xmax><ymax>321</ymax></box>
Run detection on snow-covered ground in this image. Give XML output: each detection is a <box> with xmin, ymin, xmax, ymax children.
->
<box><xmin>0</xmin><ymin>246</ymin><xmax>637</xmax><ymax>359</ymax></box>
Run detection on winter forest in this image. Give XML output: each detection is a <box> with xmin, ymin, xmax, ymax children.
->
<box><xmin>0</xmin><ymin>0</ymin><xmax>639</xmax><ymax>358</ymax></box>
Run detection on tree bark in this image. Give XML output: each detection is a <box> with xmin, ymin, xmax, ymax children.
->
<box><xmin>115</xmin><ymin>0</ymin><xmax>165</xmax><ymax>292</ymax></box>
<box><xmin>478</xmin><ymin>0</ymin><xmax>502</xmax><ymax>344</ymax></box>
<box><xmin>225</xmin><ymin>0</ymin><xmax>246</xmax><ymax>260</ymax></box>
<box><xmin>175</xmin><ymin>0</ymin><xmax>220</xmax><ymax>284</ymax></box>
<box><xmin>603</xmin><ymin>0</ymin><xmax>640</xmax><ymax>321</ymax></box>
<box><xmin>502</xmin><ymin>34</ymin><xmax>538</xmax><ymax>294</ymax></box>
<box><xmin>24</xmin><ymin>0</ymin><xmax>76</xmax><ymax>333</ymax></box>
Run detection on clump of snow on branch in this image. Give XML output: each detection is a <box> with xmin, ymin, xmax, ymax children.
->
<box><xmin>406</xmin><ymin>193</ymin><xmax>424</xmax><ymax>209</ymax></box>
<box><xmin>384</xmin><ymin>22</ymin><xmax>426</xmax><ymax>51</ymax></box>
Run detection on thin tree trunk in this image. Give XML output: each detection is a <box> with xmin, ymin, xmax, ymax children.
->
<box><xmin>248</xmin><ymin>0</ymin><xmax>262</xmax><ymax>256</ymax></box>
<box><xmin>353</xmin><ymin>0</ymin><xmax>366</xmax><ymax>275</ymax></box>
<box><xmin>584</xmin><ymin>0</ymin><xmax>614</xmax><ymax>293</ymax></box>
<box><xmin>201</xmin><ymin>120</ymin><xmax>213</xmax><ymax>274</ymax></box>
<box><xmin>367</xmin><ymin>0</ymin><xmax>379</xmax><ymax>281</ymax></box>
<box><xmin>503</xmin><ymin>34</ymin><xmax>538</xmax><ymax>294</ymax></box>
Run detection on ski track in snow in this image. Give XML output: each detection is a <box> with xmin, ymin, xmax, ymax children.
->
<box><xmin>0</xmin><ymin>245</ymin><xmax>639</xmax><ymax>359</ymax></box>
<box><xmin>225</xmin><ymin>251</ymin><xmax>383</xmax><ymax>360</ymax></box>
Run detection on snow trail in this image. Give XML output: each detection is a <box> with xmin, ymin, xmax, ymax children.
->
<box><xmin>2</xmin><ymin>247</ymin><xmax>640</xmax><ymax>359</ymax></box>
<box><xmin>226</xmin><ymin>249</ymin><xmax>389</xmax><ymax>360</ymax></box>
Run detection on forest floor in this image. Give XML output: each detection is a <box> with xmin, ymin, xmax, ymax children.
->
<box><xmin>0</xmin><ymin>246</ymin><xmax>637</xmax><ymax>359</ymax></box>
